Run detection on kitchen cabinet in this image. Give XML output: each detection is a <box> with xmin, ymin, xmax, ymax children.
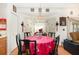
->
<box><xmin>0</xmin><ymin>18</ymin><xmax>6</xmax><ymax>30</ymax></box>
<box><xmin>0</xmin><ymin>37</ymin><xmax>7</xmax><ymax>55</ymax></box>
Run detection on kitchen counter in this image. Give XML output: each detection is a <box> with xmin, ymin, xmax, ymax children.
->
<box><xmin>0</xmin><ymin>30</ymin><xmax>7</xmax><ymax>38</ymax></box>
<box><xmin>0</xmin><ymin>35</ymin><xmax>7</xmax><ymax>38</ymax></box>
<box><xmin>0</xmin><ymin>35</ymin><xmax>7</xmax><ymax>55</ymax></box>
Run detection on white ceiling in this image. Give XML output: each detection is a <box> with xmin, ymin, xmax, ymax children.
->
<box><xmin>15</xmin><ymin>3</ymin><xmax>79</xmax><ymax>19</ymax></box>
<box><xmin>14</xmin><ymin>3</ymin><xmax>79</xmax><ymax>8</ymax></box>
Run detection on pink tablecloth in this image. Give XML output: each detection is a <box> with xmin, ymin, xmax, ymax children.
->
<box><xmin>23</xmin><ymin>36</ymin><xmax>55</xmax><ymax>55</ymax></box>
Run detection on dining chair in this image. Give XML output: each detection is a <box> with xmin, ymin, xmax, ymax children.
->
<box><xmin>42</xmin><ymin>32</ymin><xmax>47</xmax><ymax>36</ymax></box>
<box><xmin>50</xmin><ymin>35</ymin><xmax>60</xmax><ymax>55</ymax></box>
<box><xmin>48</xmin><ymin>32</ymin><xmax>55</xmax><ymax>38</ymax></box>
<box><xmin>16</xmin><ymin>34</ymin><xmax>22</xmax><ymax>55</ymax></box>
<box><xmin>20</xmin><ymin>32</ymin><xmax>25</xmax><ymax>39</ymax></box>
<box><xmin>16</xmin><ymin>34</ymin><xmax>37</xmax><ymax>55</ymax></box>
<box><xmin>24</xmin><ymin>32</ymin><xmax>31</xmax><ymax>37</ymax></box>
<box><xmin>53</xmin><ymin>35</ymin><xmax>60</xmax><ymax>55</ymax></box>
<box><xmin>20</xmin><ymin>39</ymin><xmax>37</xmax><ymax>55</ymax></box>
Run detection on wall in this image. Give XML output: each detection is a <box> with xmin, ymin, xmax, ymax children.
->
<box><xmin>6</xmin><ymin>4</ymin><xmax>18</xmax><ymax>54</ymax></box>
<box><xmin>0</xmin><ymin>3</ymin><xmax>7</xmax><ymax>18</ymax></box>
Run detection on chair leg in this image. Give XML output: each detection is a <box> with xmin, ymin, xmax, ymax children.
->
<box><xmin>25</xmin><ymin>49</ymin><xmax>30</xmax><ymax>55</ymax></box>
<box><xmin>18</xmin><ymin>51</ymin><xmax>22</xmax><ymax>55</ymax></box>
<box><xmin>18</xmin><ymin>48</ymin><xmax>22</xmax><ymax>55</ymax></box>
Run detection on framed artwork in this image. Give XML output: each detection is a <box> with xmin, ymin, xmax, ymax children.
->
<box><xmin>13</xmin><ymin>5</ymin><xmax>17</xmax><ymax>13</ymax></box>
<box><xmin>0</xmin><ymin>18</ymin><xmax>7</xmax><ymax>30</ymax></box>
<box><xmin>60</xmin><ymin>17</ymin><xmax>66</xmax><ymax>26</ymax></box>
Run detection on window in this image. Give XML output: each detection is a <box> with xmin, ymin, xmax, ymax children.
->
<box><xmin>35</xmin><ymin>23</ymin><xmax>46</xmax><ymax>32</ymax></box>
<box><xmin>73</xmin><ymin>23</ymin><xmax>79</xmax><ymax>32</ymax></box>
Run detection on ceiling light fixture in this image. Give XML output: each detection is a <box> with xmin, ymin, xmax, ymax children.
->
<box><xmin>37</xmin><ymin>3</ymin><xmax>44</xmax><ymax>20</ymax></box>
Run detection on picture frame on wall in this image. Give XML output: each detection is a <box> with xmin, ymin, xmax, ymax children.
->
<box><xmin>13</xmin><ymin>5</ymin><xmax>17</xmax><ymax>13</ymax></box>
<box><xmin>60</xmin><ymin>17</ymin><xmax>66</xmax><ymax>26</ymax></box>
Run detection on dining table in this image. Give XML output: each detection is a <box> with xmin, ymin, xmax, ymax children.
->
<box><xmin>23</xmin><ymin>35</ymin><xmax>55</xmax><ymax>55</ymax></box>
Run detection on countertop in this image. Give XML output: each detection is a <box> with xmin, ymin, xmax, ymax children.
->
<box><xmin>0</xmin><ymin>35</ymin><xmax>7</xmax><ymax>38</ymax></box>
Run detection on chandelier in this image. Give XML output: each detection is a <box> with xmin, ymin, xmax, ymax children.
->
<box><xmin>37</xmin><ymin>3</ymin><xmax>44</xmax><ymax>20</ymax></box>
